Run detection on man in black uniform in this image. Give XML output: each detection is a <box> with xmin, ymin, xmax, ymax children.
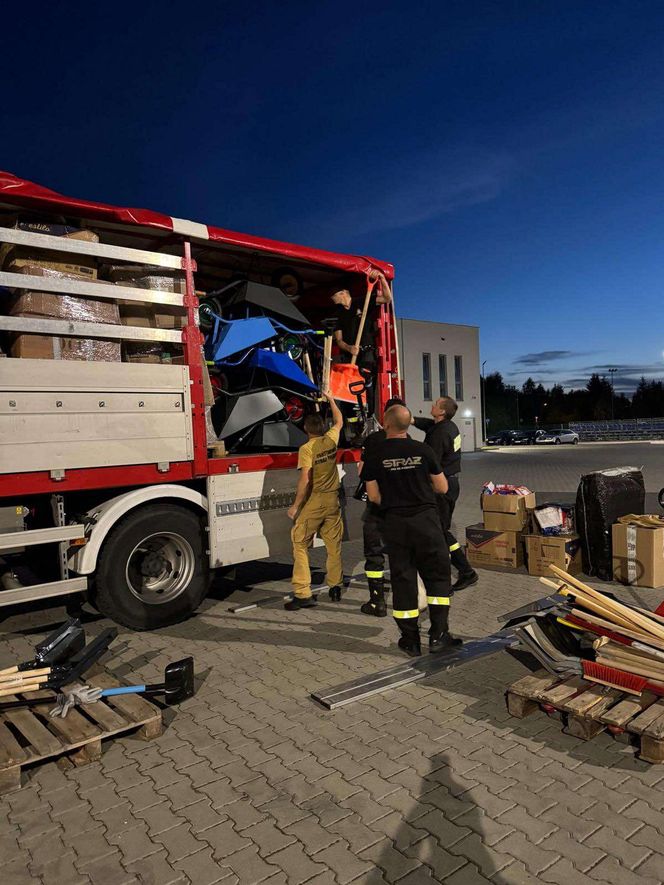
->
<box><xmin>412</xmin><ymin>396</ymin><xmax>478</xmax><ymax>591</ymax></box>
<box><xmin>363</xmin><ymin>405</ymin><xmax>462</xmax><ymax>656</ymax></box>
<box><xmin>331</xmin><ymin>270</ymin><xmax>392</xmax><ymax>419</ymax></box>
<box><xmin>358</xmin><ymin>396</ymin><xmax>406</xmax><ymax>617</ymax></box>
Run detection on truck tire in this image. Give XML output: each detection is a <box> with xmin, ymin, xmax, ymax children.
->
<box><xmin>94</xmin><ymin>504</ymin><xmax>209</xmax><ymax>630</ymax></box>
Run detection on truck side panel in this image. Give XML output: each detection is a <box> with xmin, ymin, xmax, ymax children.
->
<box><xmin>0</xmin><ymin>360</ymin><xmax>193</xmax><ymax>473</ymax></box>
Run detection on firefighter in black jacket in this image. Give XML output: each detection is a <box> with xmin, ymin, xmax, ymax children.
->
<box><xmin>363</xmin><ymin>405</ymin><xmax>462</xmax><ymax>657</ymax></box>
<box><xmin>358</xmin><ymin>397</ymin><xmax>406</xmax><ymax>617</ymax></box>
<box><xmin>412</xmin><ymin>396</ymin><xmax>479</xmax><ymax>591</ymax></box>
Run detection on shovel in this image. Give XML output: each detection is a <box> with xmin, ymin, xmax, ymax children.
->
<box><xmin>0</xmin><ymin>657</ymin><xmax>196</xmax><ymax>713</ymax></box>
<box><xmin>100</xmin><ymin>657</ymin><xmax>195</xmax><ymax>705</ymax></box>
<box><xmin>0</xmin><ymin>618</ymin><xmax>85</xmax><ymax>678</ymax></box>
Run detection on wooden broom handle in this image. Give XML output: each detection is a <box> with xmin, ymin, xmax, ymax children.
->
<box><xmin>390</xmin><ymin>295</ymin><xmax>402</xmax><ymax>388</ymax></box>
<box><xmin>350</xmin><ymin>279</ymin><xmax>377</xmax><ymax>367</ymax></box>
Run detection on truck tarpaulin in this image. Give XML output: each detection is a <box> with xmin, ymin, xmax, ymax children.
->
<box><xmin>0</xmin><ymin>171</ymin><xmax>394</xmax><ymax>280</ymax></box>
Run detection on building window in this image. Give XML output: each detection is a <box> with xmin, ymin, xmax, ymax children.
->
<box><xmin>438</xmin><ymin>355</ymin><xmax>448</xmax><ymax>397</ymax></box>
<box><xmin>422</xmin><ymin>353</ymin><xmax>432</xmax><ymax>401</ymax></box>
<box><xmin>454</xmin><ymin>355</ymin><xmax>463</xmax><ymax>401</ymax></box>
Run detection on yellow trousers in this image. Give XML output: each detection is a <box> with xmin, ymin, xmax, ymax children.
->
<box><xmin>291</xmin><ymin>491</ymin><xmax>343</xmax><ymax>598</ymax></box>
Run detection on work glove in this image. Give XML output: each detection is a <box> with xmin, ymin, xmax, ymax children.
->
<box><xmin>49</xmin><ymin>683</ymin><xmax>103</xmax><ymax>718</ymax></box>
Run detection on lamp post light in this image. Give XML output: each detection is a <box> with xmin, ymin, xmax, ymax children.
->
<box><xmin>481</xmin><ymin>360</ymin><xmax>487</xmax><ymax>442</ymax></box>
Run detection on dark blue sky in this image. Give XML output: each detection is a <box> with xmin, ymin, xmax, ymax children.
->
<box><xmin>3</xmin><ymin>1</ymin><xmax>663</xmax><ymax>392</ymax></box>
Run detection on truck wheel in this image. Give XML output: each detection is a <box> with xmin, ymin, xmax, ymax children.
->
<box><xmin>94</xmin><ymin>504</ymin><xmax>209</xmax><ymax>630</ymax></box>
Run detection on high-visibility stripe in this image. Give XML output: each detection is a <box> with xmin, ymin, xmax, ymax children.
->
<box><xmin>449</xmin><ymin>542</ymin><xmax>461</xmax><ymax>552</ymax></box>
<box><xmin>393</xmin><ymin>609</ymin><xmax>419</xmax><ymax>619</ymax></box>
<box><xmin>426</xmin><ymin>596</ymin><xmax>450</xmax><ymax>606</ymax></box>
<box><xmin>366</xmin><ymin>571</ymin><xmax>384</xmax><ymax>579</ymax></box>
<box><xmin>453</xmin><ymin>435</ymin><xmax>461</xmax><ymax>451</ymax></box>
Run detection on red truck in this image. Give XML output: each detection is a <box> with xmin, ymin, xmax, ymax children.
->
<box><xmin>0</xmin><ymin>172</ymin><xmax>400</xmax><ymax>629</ymax></box>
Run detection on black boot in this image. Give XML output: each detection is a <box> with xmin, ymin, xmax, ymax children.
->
<box><xmin>398</xmin><ymin>636</ymin><xmax>422</xmax><ymax>657</ymax></box>
<box><xmin>397</xmin><ymin>620</ymin><xmax>421</xmax><ymax>657</ymax></box>
<box><xmin>328</xmin><ymin>586</ymin><xmax>342</xmax><ymax>602</ymax></box>
<box><xmin>452</xmin><ymin>570</ymin><xmax>478</xmax><ymax>591</ymax></box>
<box><xmin>451</xmin><ymin>547</ymin><xmax>474</xmax><ymax>577</ymax></box>
<box><xmin>360</xmin><ymin>577</ymin><xmax>387</xmax><ymax>617</ymax></box>
<box><xmin>428</xmin><ymin>603</ymin><xmax>462</xmax><ymax>653</ymax></box>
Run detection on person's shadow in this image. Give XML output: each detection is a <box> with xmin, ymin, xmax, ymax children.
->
<box><xmin>373</xmin><ymin>749</ymin><xmax>519</xmax><ymax>883</ymax></box>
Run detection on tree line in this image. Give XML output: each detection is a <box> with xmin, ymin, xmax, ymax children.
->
<box><xmin>484</xmin><ymin>373</ymin><xmax>664</xmax><ymax>431</ymax></box>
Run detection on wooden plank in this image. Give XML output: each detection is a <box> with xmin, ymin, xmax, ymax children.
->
<box><xmin>69</xmin><ymin>739</ymin><xmax>102</xmax><ymax>767</ymax></box>
<box><xmin>0</xmin><ymin>766</ymin><xmax>21</xmax><ymax>794</ymax></box>
<box><xmin>580</xmin><ymin>690</ymin><xmax>624</xmax><ymax>721</ymax></box>
<box><xmin>565</xmin><ymin>717</ymin><xmax>606</xmax><ymax>741</ymax></box>
<box><xmin>640</xmin><ymin>736</ymin><xmax>664</xmax><ymax>764</ymax></box>
<box><xmin>506</xmin><ymin>671</ymin><xmax>558</xmax><ymax>698</ymax></box>
<box><xmin>40</xmin><ymin>707</ymin><xmax>101</xmax><ymax>745</ymax></box>
<box><xmin>628</xmin><ymin>700</ymin><xmax>664</xmax><ymax>735</ymax></box>
<box><xmin>642</xmin><ymin>710</ymin><xmax>664</xmax><ymax>741</ymax></box>
<box><xmin>0</xmin><ymin>721</ymin><xmax>28</xmax><ymax>768</ymax></box>
<box><xmin>599</xmin><ymin>691</ymin><xmax>658</xmax><ymax>728</ymax></box>
<box><xmin>506</xmin><ymin>691</ymin><xmax>539</xmax><ymax>719</ymax></box>
<box><xmin>563</xmin><ymin>686</ymin><xmax>622</xmax><ymax>716</ymax></box>
<box><xmin>538</xmin><ymin>676</ymin><xmax>586</xmax><ymax>705</ymax></box>
<box><xmin>92</xmin><ymin>674</ymin><xmax>161</xmax><ymax>725</ymax></box>
<box><xmin>3</xmin><ymin>708</ymin><xmax>62</xmax><ymax>756</ymax></box>
<box><xmin>78</xmin><ymin>700</ymin><xmax>132</xmax><ymax>733</ymax></box>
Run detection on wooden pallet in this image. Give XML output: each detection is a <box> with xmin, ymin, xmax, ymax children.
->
<box><xmin>506</xmin><ymin>670</ymin><xmax>664</xmax><ymax>764</ymax></box>
<box><xmin>0</xmin><ymin>669</ymin><xmax>162</xmax><ymax>794</ymax></box>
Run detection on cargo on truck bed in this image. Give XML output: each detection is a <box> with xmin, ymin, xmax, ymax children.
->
<box><xmin>0</xmin><ymin>171</ymin><xmax>400</xmax><ymax>630</ymax></box>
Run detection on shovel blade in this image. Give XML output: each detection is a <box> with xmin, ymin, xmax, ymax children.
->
<box><xmin>164</xmin><ymin>657</ymin><xmax>195</xmax><ymax>704</ymax></box>
<box><xmin>35</xmin><ymin>618</ymin><xmax>85</xmax><ymax>666</ymax></box>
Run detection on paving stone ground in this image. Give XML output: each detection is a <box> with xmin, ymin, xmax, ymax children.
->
<box><xmin>2</xmin><ymin>442</ymin><xmax>664</xmax><ymax>885</ymax></box>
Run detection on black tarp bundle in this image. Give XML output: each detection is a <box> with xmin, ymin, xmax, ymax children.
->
<box><xmin>575</xmin><ymin>466</ymin><xmax>645</xmax><ymax>580</ymax></box>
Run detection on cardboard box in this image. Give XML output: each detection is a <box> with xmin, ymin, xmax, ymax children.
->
<box><xmin>10</xmin><ymin>334</ymin><xmax>120</xmax><ymax>362</ymax></box>
<box><xmin>1</xmin><ymin>228</ymin><xmax>99</xmax><ymax>280</ymax></box>
<box><xmin>10</xmin><ymin>289</ymin><xmax>119</xmax><ymax>325</ymax></box>
<box><xmin>465</xmin><ymin>523</ymin><xmax>524</xmax><ymax>569</ymax></box>
<box><xmin>612</xmin><ymin>523</ymin><xmax>664</xmax><ymax>589</ymax></box>
<box><xmin>118</xmin><ymin>304</ymin><xmax>156</xmax><ymax>328</ymax></box>
<box><xmin>525</xmin><ymin>533</ymin><xmax>582</xmax><ymax>577</ymax></box>
<box><xmin>482</xmin><ymin>492</ymin><xmax>536</xmax><ymax>532</ymax></box>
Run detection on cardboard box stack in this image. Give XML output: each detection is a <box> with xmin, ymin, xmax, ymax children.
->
<box><xmin>2</xmin><ymin>224</ymin><xmax>121</xmax><ymax>362</ymax></box>
<box><xmin>108</xmin><ymin>265</ymin><xmax>186</xmax><ymax>364</ymax></box>
<box><xmin>524</xmin><ymin>503</ymin><xmax>581</xmax><ymax>577</ymax></box>
<box><xmin>465</xmin><ymin>483</ymin><xmax>535</xmax><ymax>570</ymax></box>
<box><xmin>612</xmin><ymin>515</ymin><xmax>664</xmax><ymax>589</ymax></box>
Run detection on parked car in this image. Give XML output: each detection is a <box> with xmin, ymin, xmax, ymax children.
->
<box><xmin>486</xmin><ymin>430</ymin><xmax>519</xmax><ymax>446</ymax></box>
<box><xmin>512</xmin><ymin>429</ymin><xmax>547</xmax><ymax>445</ymax></box>
<box><xmin>536</xmin><ymin>429</ymin><xmax>580</xmax><ymax>445</ymax></box>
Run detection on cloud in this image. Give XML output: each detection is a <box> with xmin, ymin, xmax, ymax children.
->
<box><xmin>300</xmin><ymin>147</ymin><xmax>516</xmax><ymax>238</ymax></box>
<box><xmin>513</xmin><ymin>350</ymin><xmax>579</xmax><ymax>367</ymax></box>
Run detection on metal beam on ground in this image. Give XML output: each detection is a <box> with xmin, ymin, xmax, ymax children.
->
<box><xmin>311</xmin><ymin>629</ymin><xmax>515</xmax><ymax>709</ymax></box>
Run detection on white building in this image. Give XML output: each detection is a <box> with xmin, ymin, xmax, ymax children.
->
<box><xmin>396</xmin><ymin>318</ymin><xmax>482</xmax><ymax>451</ymax></box>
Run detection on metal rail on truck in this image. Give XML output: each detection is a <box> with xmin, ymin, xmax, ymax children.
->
<box><xmin>0</xmin><ymin>230</ymin><xmax>208</xmax><ymax>490</ymax></box>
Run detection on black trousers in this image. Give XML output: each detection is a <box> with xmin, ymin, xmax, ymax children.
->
<box><xmin>363</xmin><ymin>504</ymin><xmax>385</xmax><ymax>577</ymax></box>
<box><xmin>383</xmin><ymin>507</ymin><xmax>451</xmax><ymax>638</ymax></box>
<box><xmin>436</xmin><ymin>475</ymin><xmax>473</xmax><ymax>575</ymax></box>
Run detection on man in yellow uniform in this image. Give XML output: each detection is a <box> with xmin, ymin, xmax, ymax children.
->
<box><xmin>286</xmin><ymin>391</ymin><xmax>344</xmax><ymax>610</ymax></box>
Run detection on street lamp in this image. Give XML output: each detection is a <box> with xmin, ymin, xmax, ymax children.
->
<box><xmin>481</xmin><ymin>360</ymin><xmax>487</xmax><ymax>441</ymax></box>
